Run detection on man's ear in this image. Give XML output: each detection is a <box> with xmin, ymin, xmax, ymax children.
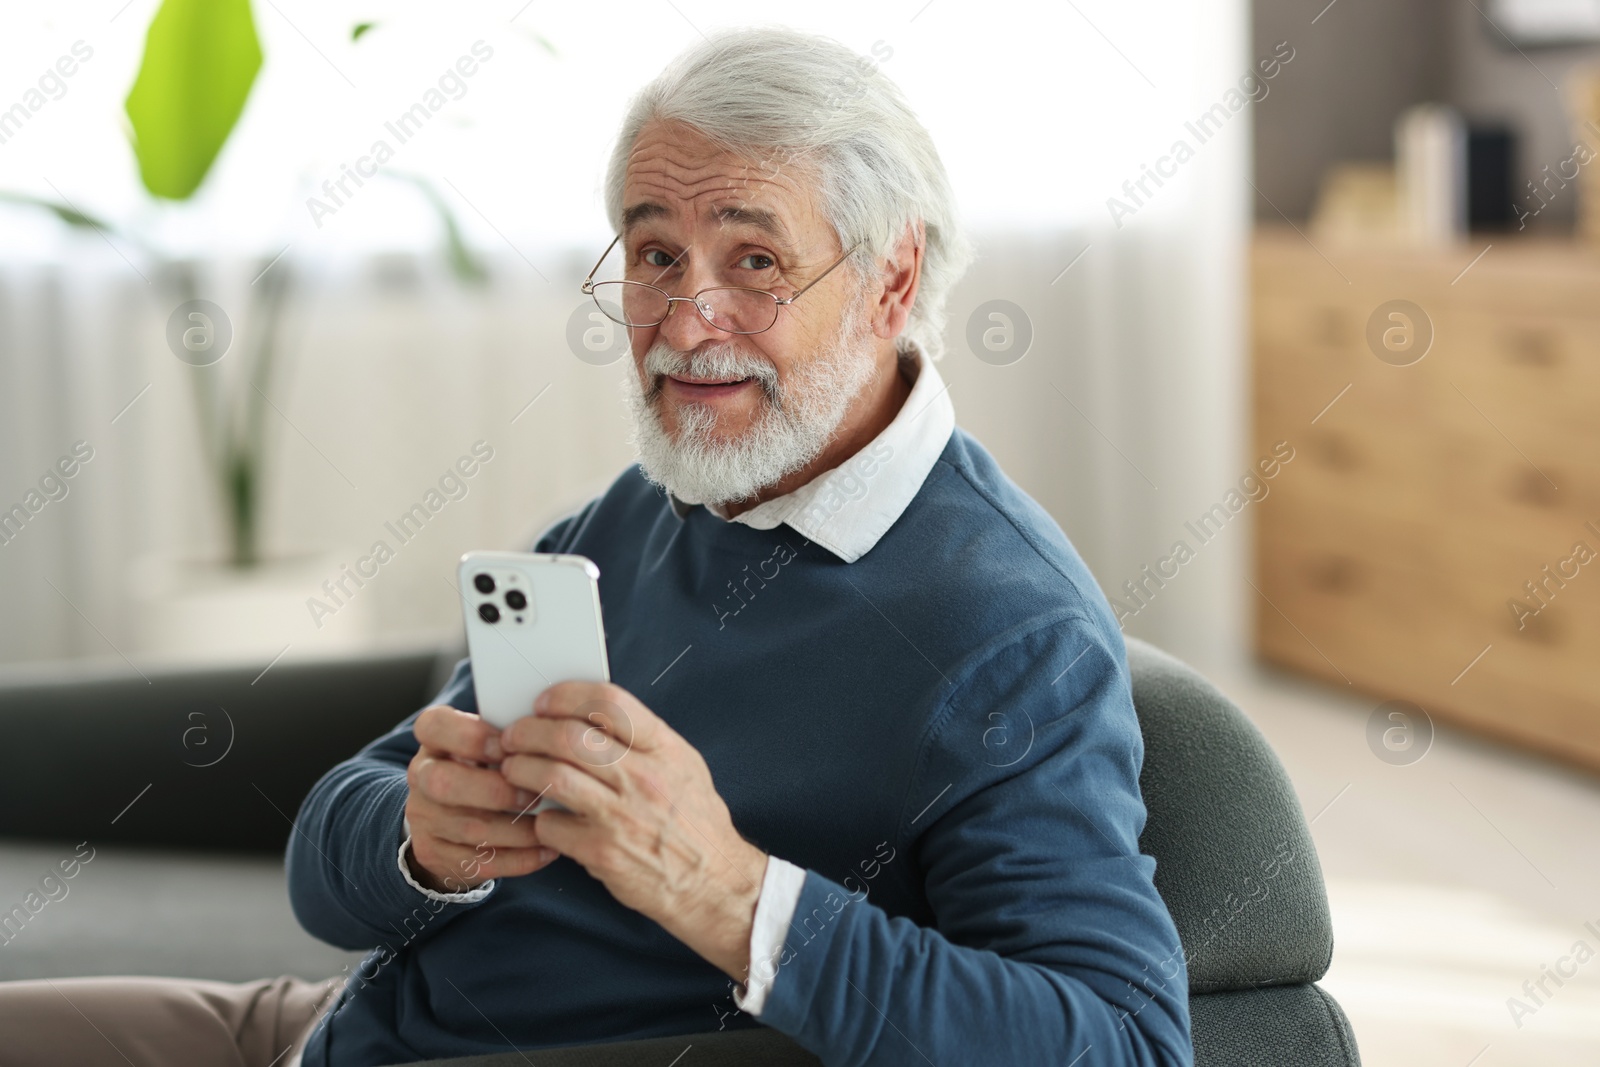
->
<box><xmin>870</xmin><ymin>220</ymin><xmax>924</xmax><ymax>342</ymax></box>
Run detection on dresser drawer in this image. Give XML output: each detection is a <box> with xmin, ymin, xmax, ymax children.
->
<box><xmin>1431</xmin><ymin>309</ymin><xmax>1600</xmax><ymax>448</ymax></box>
<box><xmin>1255</xmin><ymin>493</ymin><xmax>1600</xmax><ymax>767</ymax></box>
<box><xmin>1256</xmin><ymin>293</ymin><xmax>1600</xmax><ymax>539</ymax></box>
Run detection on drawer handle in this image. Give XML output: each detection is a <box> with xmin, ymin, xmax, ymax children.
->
<box><xmin>1509</xmin><ymin>467</ymin><xmax>1561</xmax><ymax>507</ymax></box>
<box><xmin>1509</xmin><ymin>606</ymin><xmax>1562</xmax><ymax>646</ymax></box>
<box><xmin>1501</xmin><ymin>330</ymin><xmax>1559</xmax><ymax>366</ymax></box>
<box><xmin>1305</xmin><ymin>555</ymin><xmax>1359</xmax><ymax>592</ymax></box>
<box><xmin>1310</xmin><ymin>432</ymin><xmax>1360</xmax><ymax>471</ymax></box>
<box><xmin>1311</xmin><ymin>308</ymin><xmax>1351</xmax><ymax>347</ymax></box>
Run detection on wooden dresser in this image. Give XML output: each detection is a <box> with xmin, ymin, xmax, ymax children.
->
<box><xmin>1252</xmin><ymin>227</ymin><xmax>1600</xmax><ymax>770</ymax></box>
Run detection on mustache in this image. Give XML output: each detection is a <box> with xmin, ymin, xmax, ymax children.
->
<box><xmin>642</xmin><ymin>341</ymin><xmax>783</xmax><ymax>406</ymax></box>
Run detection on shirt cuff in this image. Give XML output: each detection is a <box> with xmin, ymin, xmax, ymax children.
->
<box><xmin>732</xmin><ymin>855</ymin><xmax>806</xmax><ymax>1016</ymax></box>
<box><xmin>397</xmin><ymin>816</ymin><xmax>496</xmax><ymax>904</ymax></box>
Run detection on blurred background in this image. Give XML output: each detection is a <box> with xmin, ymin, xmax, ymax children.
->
<box><xmin>1</xmin><ymin>1</ymin><xmax>1597</xmax><ymax>1064</ymax></box>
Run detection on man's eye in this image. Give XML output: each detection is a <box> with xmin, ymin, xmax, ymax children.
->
<box><xmin>643</xmin><ymin>249</ymin><xmax>679</xmax><ymax>268</ymax></box>
<box><xmin>737</xmin><ymin>253</ymin><xmax>775</xmax><ymax>271</ymax></box>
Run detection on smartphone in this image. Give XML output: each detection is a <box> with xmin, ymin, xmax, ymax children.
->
<box><xmin>456</xmin><ymin>551</ymin><xmax>610</xmax><ymax>731</ymax></box>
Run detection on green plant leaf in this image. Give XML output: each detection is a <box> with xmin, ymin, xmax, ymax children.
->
<box><xmin>351</xmin><ymin>21</ymin><xmax>375</xmax><ymax>41</ymax></box>
<box><xmin>124</xmin><ymin>0</ymin><xmax>263</xmax><ymax>200</ymax></box>
<box><xmin>388</xmin><ymin>172</ymin><xmax>489</xmax><ymax>286</ymax></box>
<box><xmin>436</xmin><ymin>199</ymin><xmax>490</xmax><ymax>285</ymax></box>
<box><xmin>0</xmin><ymin>191</ymin><xmax>117</xmax><ymax>232</ymax></box>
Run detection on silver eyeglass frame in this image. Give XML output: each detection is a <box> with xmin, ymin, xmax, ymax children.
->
<box><xmin>579</xmin><ymin>233</ymin><xmax>862</xmax><ymax>335</ymax></box>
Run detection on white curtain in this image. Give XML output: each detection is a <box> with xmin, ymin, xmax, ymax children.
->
<box><xmin>0</xmin><ymin>0</ymin><xmax>1249</xmax><ymax>675</ymax></box>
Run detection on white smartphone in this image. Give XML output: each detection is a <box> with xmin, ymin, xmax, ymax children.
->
<box><xmin>456</xmin><ymin>551</ymin><xmax>610</xmax><ymax>731</ymax></box>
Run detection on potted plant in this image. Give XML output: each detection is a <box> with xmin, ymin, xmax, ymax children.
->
<box><xmin>2</xmin><ymin>0</ymin><xmax>489</xmax><ymax>661</ymax></box>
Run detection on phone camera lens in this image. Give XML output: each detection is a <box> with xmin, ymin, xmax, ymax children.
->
<box><xmin>504</xmin><ymin>589</ymin><xmax>527</xmax><ymax>611</ymax></box>
<box><xmin>478</xmin><ymin>602</ymin><xmax>500</xmax><ymax>623</ymax></box>
<box><xmin>473</xmin><ymin>573</ymin><xmax>495</xmax><ymax>594</ymax></box>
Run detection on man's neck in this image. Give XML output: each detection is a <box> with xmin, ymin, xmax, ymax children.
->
<box><xmin>720</xmin><ymin>346</ymin><xmax>914</xmax><ymax>520</ymax></box>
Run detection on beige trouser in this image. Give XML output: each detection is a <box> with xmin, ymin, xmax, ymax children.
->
<box><xmin>0</xmin><ymin>974</ymin><xmax>342</xmax><ymax>1067</ymax></box>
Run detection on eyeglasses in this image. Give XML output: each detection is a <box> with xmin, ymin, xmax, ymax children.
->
<box><xmin>580</xmin><ymin>234</ymin><xmax>861</xmax><ymax>336</ymax></box>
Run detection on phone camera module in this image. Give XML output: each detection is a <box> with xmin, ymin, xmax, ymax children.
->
<box><xmin>473</xmin><ymin>573</ymin><xmax>495</xmax><ymax>594</ymax></box>
<box><xmin>504</xmin><ymin>589</ymin><xmax>527</xmax><ymax>611</ymax></box>
<box><xmin>478</xmin><ymin>602</ymin><xmax>501</xmax><ymax>624</ymax></box>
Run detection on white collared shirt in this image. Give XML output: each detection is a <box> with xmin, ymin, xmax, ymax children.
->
<box><xmin>397</xmin><ymin>343</ymin><xmax>956</xmax><ymax>1020</ymax></box>
<box><xmin>669</xmin><ymin>344</ymin><xmax>955</xmax><ymax>565</ymax></box>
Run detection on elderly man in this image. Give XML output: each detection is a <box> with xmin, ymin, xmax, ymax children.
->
<box><xmin>0</xmin><ymin>26</ymin><xmax>1191</xmax><ymax>1067</ymax></box>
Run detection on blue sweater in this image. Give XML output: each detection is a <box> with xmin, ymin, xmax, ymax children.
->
<box><xmin>287</xmin><ymin>428</ymin><xmax>1192</xmax><ymax>1066</ymax></box>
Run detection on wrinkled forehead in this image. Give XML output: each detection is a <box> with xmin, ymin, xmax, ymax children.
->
<box><xmin>620</xmin><ymin>121</ymin><xmax>831</xmax><ymax>255</ymax></box>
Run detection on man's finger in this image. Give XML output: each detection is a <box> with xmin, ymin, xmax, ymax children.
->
<box><xmin>409</xmin><ymin>751</ymin><xmax>531</xmax><ymax>812</ymax></box>
<box><xmin>501</xmin><ymin>753</ymin><xmax>618</xmax><ymax>816</ymax></box>
<box><xmin>530</xmin><ymin>682</ymin><xmax>658</xmax><ymax>752</ymax></box>
<box><xmin>414</xmin><ymin>704</ymin><xmax>504</xmax><ymax>762</ymax></box>
<box><xmin>527</xmin><ymin>808</ymin><xmax>590</xmax><ymax>871</ymax></box>
<box><xmin>412</xmin><ymin>837</ymin><xmax>556</xmax><ymax>889</ymax></box>
<box><xmin>414</xmin><ymin>804</ymin><xmax>546</xmax><ymax>851</ymax></box>
<box><xmin>500</xmin><ymin>714</ymin><xmax>631</xmax><ymax>785</ymax></box>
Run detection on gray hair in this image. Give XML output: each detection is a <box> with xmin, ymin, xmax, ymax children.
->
<box><xmin>604</xmin><ymin>27</ymin><xmax>973</xmax><ymax>361</ymax></box>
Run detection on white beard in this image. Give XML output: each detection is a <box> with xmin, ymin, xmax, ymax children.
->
<box><xmin>622</xmin><ymin>296</ymin><xmax>880</xmax><ymax>507</ymax></box>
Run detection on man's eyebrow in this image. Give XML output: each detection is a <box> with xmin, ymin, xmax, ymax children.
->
<box><xmin>621</xmin><ymin>202</ymin><xmax>670</xmax><ymax>233</ymax></box>
<box><xmin>710</xmin><ymin>204</ymin><xmax>790</xmax><ymax>243</ymax></box>
<box><xmin>620</xmin><ymin>200</ymin><xmax>798</xmax><ymax>257</ymax></box>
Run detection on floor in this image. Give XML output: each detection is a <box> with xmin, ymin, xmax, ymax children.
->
<box><xmin>1211</xmin><ymin>663</ymin><xmax>1600</xmax><ymax>1067</ymax></box>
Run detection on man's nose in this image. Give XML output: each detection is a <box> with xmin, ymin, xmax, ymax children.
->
<box><xmin>658</xmin><ymin>293</ymin><xmax>723</xmax><ymax>352</ymax></box>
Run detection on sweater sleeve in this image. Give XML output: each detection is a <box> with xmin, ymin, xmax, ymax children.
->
<box><xmin>285</xmin><ymin>657</ymin><xmax>496</xmax><ymax>950</ymax></box>
<box><xmin>751</xmin><ymin>616</ymin><xmax>1193</xmax><ymax>1067</ymax></box>
<box><xmin>286</xmin><ymin>503</ymin><xmax>599</xmax><ymax>950</ymax></box>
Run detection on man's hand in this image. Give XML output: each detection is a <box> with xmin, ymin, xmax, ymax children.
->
<box><xmin>405</xmin><ymin>705</ymin><xmax>559</xmax><ymax>893</ymax></box>
<box><xmin>498</xmin><ymin>682</ymin><xmax>768</xmax><ymax>981</ymax></box>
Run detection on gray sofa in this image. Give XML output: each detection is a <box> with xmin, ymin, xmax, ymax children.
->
<box><xmin>0</xmin><ymin>639</ymin><xmax>1359</xmax><ymax>1066</ymax></box>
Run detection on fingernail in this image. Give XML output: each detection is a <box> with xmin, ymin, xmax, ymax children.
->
<box><xmin>533</xmin><ymin>692</ymin><xmax>548</xmax><ymax>714</ymax></box>
<box><xmin>515</xmin><ymin>790</ymin><xmax>534</xmax><ymax>808</ymax></box>
<box><xmin>538</xmin><ymin>848</ymin><xmax>557</xmax><ymax>864</ymax></box>
<box><xmin>484</xmin><ymin>735</ymin><xmax>504</xmax><ymax>761</ymax></box>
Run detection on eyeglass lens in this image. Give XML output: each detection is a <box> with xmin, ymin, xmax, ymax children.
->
<box><xmin>589</xmin><ymin>281</ymin><xmax>780</xmax><ymax>334</ymax></box>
